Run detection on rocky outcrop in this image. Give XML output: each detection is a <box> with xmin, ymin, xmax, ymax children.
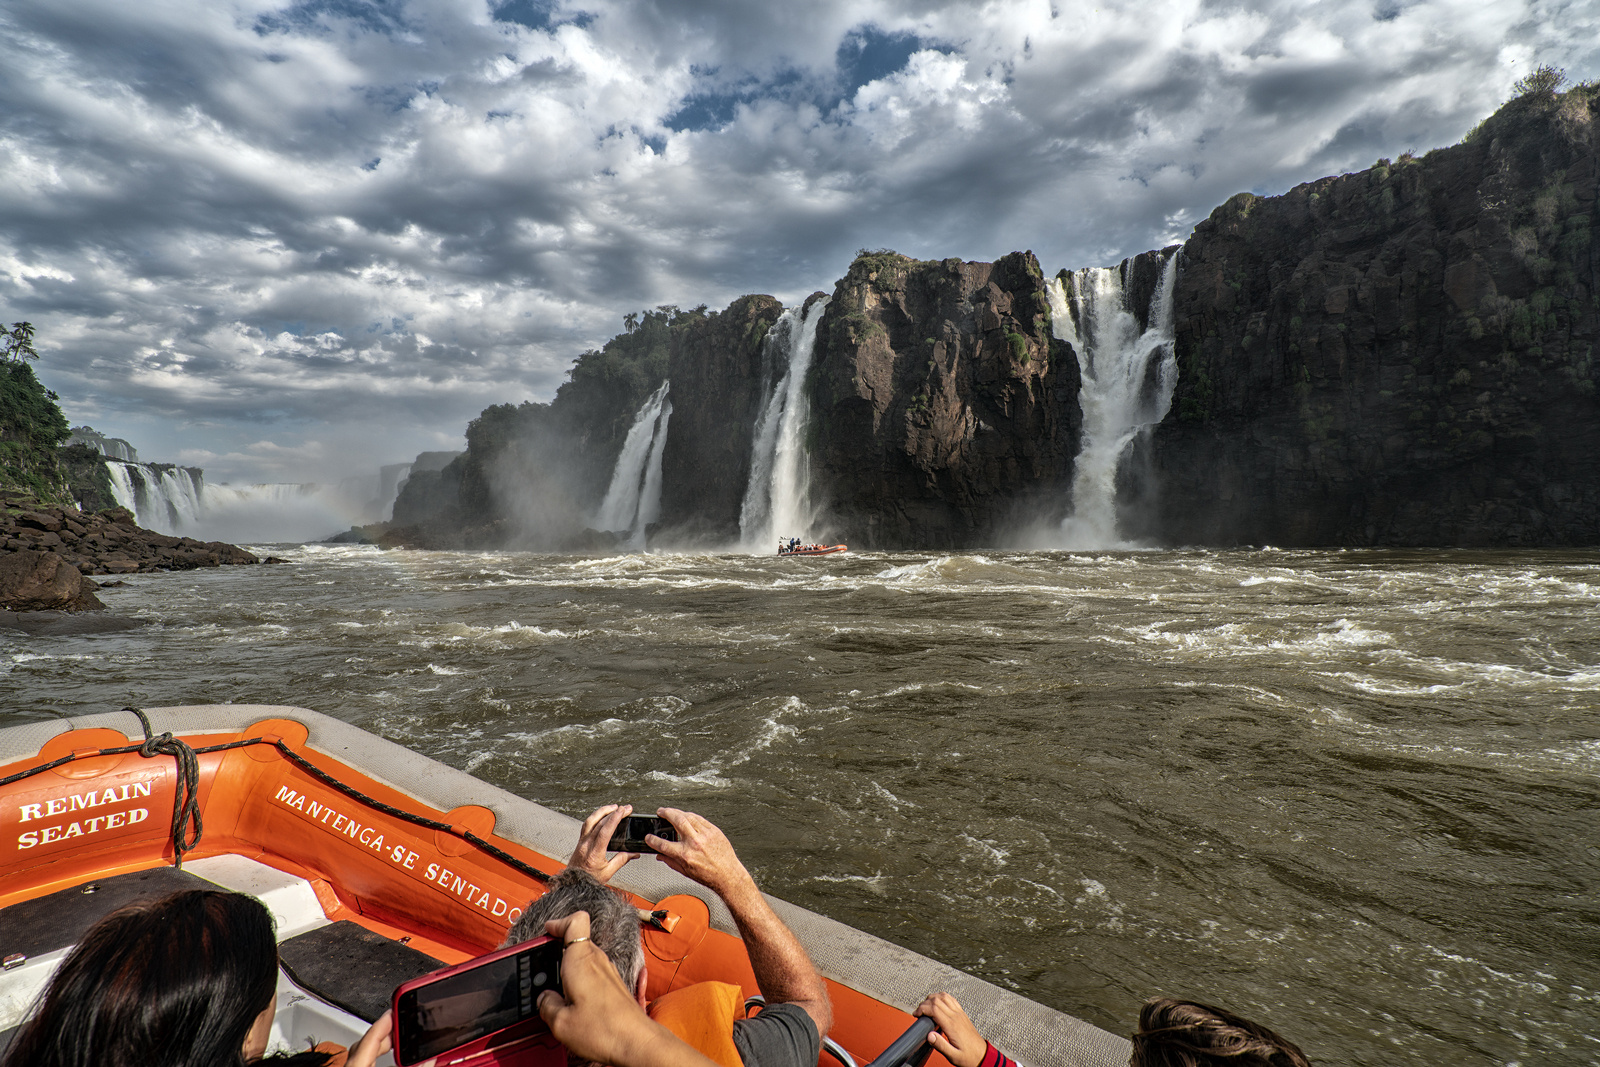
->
<box><xmin>1152</xmin><ymin>85</ymin><xmax>1600</xmax><ymax>546</ymax></box>
<box><xmin>58</xmin><ymin>443</ymin><xmax>119</xmax><ymax>512</ymax></box>
<box><xmin>0</xmin><ymin>550</ymin><xmax>103</xmax><ymax>611</ymax></box>
<box><xmin>654</xmin><ymin>295</ymin><xmax>785</xmax><ymax>543</ymax></box>
<box><xmin>807</xmin><ymin>251</ymin><xmax>1081</xmax><ymax>548</ymax></box>
<box><xmin>0</xmin><ymin>498</ymin><xmax>262</xmax><ymax>615</ymax></box>
<box><xmin>391</xmin><ymin>456</ymin><xmax>464</xmax><ymax>527</ymax></box>
<box><xmin>387</xmin><ymin>88</ymin><xmax>1600</xmax><ymax>552</ymax></box>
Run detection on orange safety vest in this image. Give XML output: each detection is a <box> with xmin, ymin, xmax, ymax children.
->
<box><xmin>648</xmin><ymin>981</ymin><xmax>746</xmax><ymax>1067</ymax></box>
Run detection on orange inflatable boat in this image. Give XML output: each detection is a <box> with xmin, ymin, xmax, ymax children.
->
<box><xmin>0</xmin><ymin>706</ymin><xmax>1128</xmax><ymax>1067</ymax></box>
<box><xmin>777</xmin><ymin>545</ymin><xmax>848</xmax><ymax>557</ymax></box>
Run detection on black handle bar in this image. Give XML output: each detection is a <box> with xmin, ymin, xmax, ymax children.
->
<box><xmin>866</xmin><ymin>1016</ymin><xmax>937</xmax><ymax>1067</ymax></box>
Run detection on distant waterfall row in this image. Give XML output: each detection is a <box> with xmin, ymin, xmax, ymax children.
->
<box><xmin>738</xmin><ymin>297</ymin><xmax>830</xmax><ymax>550</ymax></box>
<box><xmin>1047</xmin><ymin>251</ymin><xmax>1181</xmax><ymax>548</ymax></box>
<box><xmin>105</xmin><ymin>461</ymin><xmax>404</xmax><ymax>543</ymax></box>
<box><xmin>594</xmin><ymin>380</ymin><xmax>672</xmax><ymax>548</ymax></box>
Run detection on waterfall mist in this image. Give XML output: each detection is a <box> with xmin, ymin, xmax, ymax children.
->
<box><xmin>1039</xmin><ymin>251</ymin><xmax>1180</xmax><ymax>549</ymax></box>
<box><xmin>738</xmin><ymin>297</ymin><xmax>830</xmax><ymax>551</ymax></box>
<box><xmin>594</xmin><ymin>381</ymin><xmax>672</xmax><ymax>549</ymax></box>
<box><xmin>105</xmin><ymin>461</ymin><xmax>403</xmax><ymax>543</ymax></box>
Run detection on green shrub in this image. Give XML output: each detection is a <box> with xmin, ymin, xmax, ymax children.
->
<box><xmin>1512</xmin><ymin>64</ymin><xmax>1565</xmax><ymax>98</ymax></box>
<box><xmin>1005</xmin><ymin>331</ymin><xmax>1029</xmax><ymax>362</ymax></box>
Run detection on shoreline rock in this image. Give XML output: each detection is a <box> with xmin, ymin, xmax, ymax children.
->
<box><xmin>0</xmin><ymin>610</ymin><xmax>148</xmax><ymax>636</ymax></box>
<box><xmin>1</xmin><ymin>496</ymin><xmax>262</xmax><ymax>615</ymax></box>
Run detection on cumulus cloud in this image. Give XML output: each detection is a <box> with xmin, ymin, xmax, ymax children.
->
<box><xmin>1</xmin><ymin>0</ymin><xmax>1594</xmax><ymax>483</ymax></box>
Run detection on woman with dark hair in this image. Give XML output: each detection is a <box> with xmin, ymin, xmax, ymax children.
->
<box><xmin>1</xmin><ymin>889</ymin><xmax>394</xmax><ymax>1067</ymax></box>
<box><xmin>916</xmin><ymin>991</ymin><xmax>1312</xmax><ymax>1067</ymax></box>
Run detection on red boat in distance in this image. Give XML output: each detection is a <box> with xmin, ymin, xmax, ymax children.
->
<box><xmin>777</xmin><ymin>540</ymin><xmax>848</xmax><ymax>556</ymax></box>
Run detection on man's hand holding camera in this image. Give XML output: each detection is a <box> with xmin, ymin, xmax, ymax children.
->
<box><xmin>648</xmin><ymin>807</ymin><xmax>759</xmax><ymax>905</ymax></box>
<box><xmin>567</xmin><ymin>803</ymin><xmax>638</xmax><ymax>882</ymax></box>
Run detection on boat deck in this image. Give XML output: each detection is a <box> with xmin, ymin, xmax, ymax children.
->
<box><xmin>0</xmin><ymin>707</ymin><xmax>1130</xmax><ymax>1067</ymax></box>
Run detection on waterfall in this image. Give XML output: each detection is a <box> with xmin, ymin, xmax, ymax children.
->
<box><xmin>107</xmin><ymin>462</ymin><xmax>204</xmax><ymax>533</ymax></box>
<box><xmin>593</xmin><ymin>380</ymin><xmax>672</xmax><ymax>547</ymax></box>
<box><xmin>104</xmin><ymin>460</ymin><xmax>381</xmax><ymax>542</ymax></box>
<box><xmin>1046</xmin><ymin>251</ymin><xmax>1180</xmax><ymax>548</ymax></box>
<box><xmin>738</xmin><ymin>296</ymin><xmax>830</xmax><ymax>550</ymax></box>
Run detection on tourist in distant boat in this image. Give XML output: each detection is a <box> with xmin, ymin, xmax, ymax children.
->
<box><xmin>504</xmin><ymin>803</ymin><xmax>831</xmax><ymax>1067</ymax></box>
<box><xmin>0</xmin><ymin>888</ymin><xmax>394</xmax><ymax>1067</ymax></box>
<box><xmin>914</xmin><ymin>991</ymin><xmax>1312</xmax><ymax>1067</ymax></box>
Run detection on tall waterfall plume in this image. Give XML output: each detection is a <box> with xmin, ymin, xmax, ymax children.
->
<box><xmin>738</xmin><ymin>297</ymin><xmax>830</xmax><ymax>550</ymax></box>
<box><xmin>594</xmin><ymin>380</ymin><xmax>672</xmax><ymax>548</ymax></box>
<box><xmin>1046</xmin><ymin>251</ymin><xmax>1180</xmax><ymax>548</ymax></box>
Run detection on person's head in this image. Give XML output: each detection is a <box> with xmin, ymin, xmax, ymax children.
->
<box><xmin>504</xmin><ymin>869</ymin><xmax>647</xmax><ymax>1005</ymax></box>
<box><xmin>1131</xmin><ymin>999</ymin><xmax>1311</xmax><ymax>1067</ymax></box>
<box><xmin>2</xmin><ymin>889</ymin><xmax>284</xmax><ymax>1067</ymax></box>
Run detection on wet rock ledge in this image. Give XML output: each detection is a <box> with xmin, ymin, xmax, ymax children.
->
<box><xmin>0</xmin><ymin>495</ymin><xmax>267</xmax><ymax>615</ymax></box>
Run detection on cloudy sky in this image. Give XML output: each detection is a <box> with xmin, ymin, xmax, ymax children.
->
<box><xmin>3</xmin><ymin>0</ymin><xmax>1596</xmax><ymax>485</ymax></box>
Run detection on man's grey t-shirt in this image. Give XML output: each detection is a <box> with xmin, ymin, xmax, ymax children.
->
<box><xmin>732</xmin><ymin>1002</ymin><xmax>822</xmax><ymax>1067</ymax></box>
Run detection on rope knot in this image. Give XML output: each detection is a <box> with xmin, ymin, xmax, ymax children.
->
<box><xmin>124</xmin><ymin>707</ymin><xmax>203</xmax><ymax>869</ymax></box>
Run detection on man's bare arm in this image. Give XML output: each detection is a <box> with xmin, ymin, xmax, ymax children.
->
<box><xmin>651</xmin><ymin>808</ymin><xmax>833</xmax><ymax>1040</ymax></box>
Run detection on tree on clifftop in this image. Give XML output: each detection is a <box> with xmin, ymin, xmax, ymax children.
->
<box><xmin>1</xmin><ymin>321</ymin><xmax>38</xmax><ymax>363</ymax></box>
<box><xmin>1512</xmin><ymin>65</ymin><xmax>1565</xmax><ymax>98</ymax></box>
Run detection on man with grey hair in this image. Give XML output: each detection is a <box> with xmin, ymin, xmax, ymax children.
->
<box><xmin>505</xmin><ymin>804</ymin><xmax>830</xmax><ymax>1067</ymax></box>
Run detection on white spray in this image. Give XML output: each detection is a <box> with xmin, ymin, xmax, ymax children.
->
<box><xmin>739</xmin><ymin>297</ymin><xmax>830</xmax><ymax>550</ymax></box>
<box><xmin>593</xmin><ymin>380</ymin><xmax>672</xmax><ymax>548</ymax></box>
<box><xmin>1046</xmin><ymin>251</ymin><xmax>1180</xmax><ymax>548</ymax></box>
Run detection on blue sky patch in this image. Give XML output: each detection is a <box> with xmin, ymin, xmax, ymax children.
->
<box><xmin>491</xmin><ymin>0</ymin><xmax>592</xmax><ymax>32</ymax></box>
<box><xmin>254</xmin><ymin>0</ymin><xmax>408</xmax><ymax>36</ymax></box>
<box><xmin>835</xmin><ymin>25</ymin><xmax>941</xmax><ymax>101</ymax></box>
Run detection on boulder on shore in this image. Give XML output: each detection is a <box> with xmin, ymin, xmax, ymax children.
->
<box><xmin>0</xmin><ymin>496</ymin><xmax>262</xmax><ymax>614</ymax></box>
<box><xmin>0</xmin><ymin>550</ymin><xmax>104</xmax><ymax>612</ymax></box>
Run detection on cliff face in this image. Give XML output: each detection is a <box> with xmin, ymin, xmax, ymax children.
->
<box><xmin>807</xmin><ymin>251</ymin><xmax>1081</xmax><ymax>548</ymax></box>
<box><xmin>654</xmin><ymin>295</ymin><xmax>785</xmax><ymax>543</ymax></box>
<box><xmin>1153</xmin><ymin>86</ymin><xmax>1600</xmax><ymax>546</ymax></box>
<box><xmin>384</xmin><ymin>301</ymin><xmax>783</xmax><ymax>549</ymax></box>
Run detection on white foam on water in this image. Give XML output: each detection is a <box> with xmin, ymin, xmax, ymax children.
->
<box><xmin>810</xmin><ymin>872</ymin><xmax>891</xmax><ymax>895</ymax></box>
<box><xmin>868</xmin><ymin>780</ymin><xmax>916</xmax><ymax>810</ymax></box>
<box><xmin>958</xmin><ymin>834</ymin><xmax>1010</xmax><ymax>866</ymax></box>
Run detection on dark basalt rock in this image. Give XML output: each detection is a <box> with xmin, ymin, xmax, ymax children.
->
<box><xmin>0</xmin><ymin>610</ymin><xmax>146</xmax><ymax>636</ymax></box>
<box><xmin>1151</xmin><ymin>86</ymin><xmax>1600</xmax><ymax>546</ymax></box>
<box><xmin>655</xmin><ymin>295</ymin><xmax>785</xmax><ymax>544</ymax></box>
<box><xmin>375</xmin><ymin>88</ymin><xmax>1600</xmax><ymax>551</ymax></box>
<box><xmin>806</xmin><ymin>250</ymin><xmax>1084</xmax><ymax>549</ymax></box>
<box><xmin>0</xmin><ymin>502</ymin><xmax>261</xmax><ymax>614</ymax></box>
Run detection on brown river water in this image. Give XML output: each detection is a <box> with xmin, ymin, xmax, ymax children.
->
<box><xmin>3</xmin><ymin>546</ymin><xmax>1598</xmax><ymax>1066</ymax></box>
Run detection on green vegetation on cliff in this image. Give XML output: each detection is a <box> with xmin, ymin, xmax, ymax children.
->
<box><xmin>0</xmin><ymin>323</ymin><xmax>74</xmax><ymax>506</ymax></box>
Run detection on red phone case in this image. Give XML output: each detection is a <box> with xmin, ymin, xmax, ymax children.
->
<box><xmin>391</xmin><ymin>936</ymin><xmax>568</xmax><ymax>1067</ymax></box>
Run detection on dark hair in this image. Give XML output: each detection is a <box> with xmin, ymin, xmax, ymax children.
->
<box><xmin>1</xmin><ymin>889</ymin><xmax>326</xmax><ymax>1067</ymax></box>
<box><xmin>503</xmin><ymin>869</ymin><xmax>645</xmax><ymax>991</ymax></box>
<box><xmin>1131</xmin><ymin>999</ymin><xmax>1312</xmax><ymax>1067</ymax></box>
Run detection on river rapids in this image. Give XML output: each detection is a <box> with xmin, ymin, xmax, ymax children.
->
<box><xmin>4</xmin><ymin>546</ymin><xmax>1597</xmax><ymax>1066</ymax></box>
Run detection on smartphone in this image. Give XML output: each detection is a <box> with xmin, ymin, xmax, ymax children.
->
<box><xmin>393</xmin><ymin>936</ymin><xmax>564</xmax><ymax>1067</ymax></box>
<box><xmin>607</xmin><ymin>814</ymin><xmax>678</xmax><ymax>854</ymax></box>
